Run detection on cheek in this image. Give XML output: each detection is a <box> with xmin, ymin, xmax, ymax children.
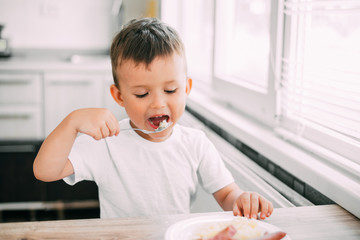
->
<box><xmin>169</xmin><ymin>94</ymin><xmax>187</xmax><ymax>115</ymax></box>
<box><xmin>124</xmin><ymin>99</ymin><xmax>145</xmax><ymax>118</ymax></box>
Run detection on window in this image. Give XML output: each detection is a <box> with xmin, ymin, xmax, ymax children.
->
<box><xmin>162</xmin><ymin>0</ymin><xmax>360</xmax><ymax>176</ymax></box>
<box><xmin>161</xmin><ymin>0</ymin><xmax>214</xmax><ymax>83</ymax></box>
<box><xmin>277</xmin><ymin>0</ymin><xmax>360</xmax><ymax>174</ymax></box>
<box><xmin>214</xmin><ymin>0</ymin><xmax>271</xmax><ymax>90</ymax></box>
<box><xmin>212</xmin><ymin>0</ymin><xmax>280</xmax><ymax>125</ymax></box>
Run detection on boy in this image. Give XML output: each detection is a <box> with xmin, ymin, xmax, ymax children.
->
<box><xmin>34</xmin><ymin>18</ymin><xmax>273</xmax><ymax>219</ymax></box>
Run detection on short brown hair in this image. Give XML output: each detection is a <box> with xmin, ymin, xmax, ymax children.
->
<box><xmin>110</xmin><ymin>18</ymin><xmax>185</xmax><ymax>87</ymax></box>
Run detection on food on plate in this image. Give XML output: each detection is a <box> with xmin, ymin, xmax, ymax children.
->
<box><xmin>194</xmin><ymin>216</ymin><xmax>266</xmax><ymax>240</ymax></box>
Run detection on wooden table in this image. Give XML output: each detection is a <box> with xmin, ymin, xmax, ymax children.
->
<box><xmin>0</xmin><ymin>204</ymin><xmax>359</xmax><ymax>240</ymax></box>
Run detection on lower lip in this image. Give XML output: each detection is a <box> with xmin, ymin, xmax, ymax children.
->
<box><xmin>148</xmin><ymin>119</ymin><xmax>158</xmax><ymax>129</ymax></box>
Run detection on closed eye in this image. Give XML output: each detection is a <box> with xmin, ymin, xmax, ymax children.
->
<box><xmin>165</xmin><ymin>89</ymin><xmax>177</xmax><ymax>94</ymax></box>
<box><xmin>135</xmin><ymin>93</ymin><xmax>148</xmax><ymax>98</ymax></box>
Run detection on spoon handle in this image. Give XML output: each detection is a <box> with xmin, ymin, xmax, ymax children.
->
<box><xmin>122</xmin><ymin>122</ymin><xmax>172</xmax><ymax>134</ymax></box>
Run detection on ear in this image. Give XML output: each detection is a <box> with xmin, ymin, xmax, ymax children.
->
<box><xmin>110</xmin><ymin>84</ymin><xmax>125</xmax><ymax>107</ymax></box>
<box><xmin>185</xmin><ymin>77</ymin><xmax>192</xmax><ymax>95</ymax></box>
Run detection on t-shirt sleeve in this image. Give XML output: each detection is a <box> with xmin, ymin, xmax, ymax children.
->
<box><xmin>197</xmin><ymin>132</ymin><xmax>234</xmax><ymax>194</ymax></box>
<box><xmin>63</xmin><ymin>134</ymin><xmax>106</xmax><ymax>186</ymax></box>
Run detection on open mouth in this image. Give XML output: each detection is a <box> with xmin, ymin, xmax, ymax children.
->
<box><xmin>148</xmin><ymin>115</ymin><xmax>169</xmax><ymax>129</ymax></box>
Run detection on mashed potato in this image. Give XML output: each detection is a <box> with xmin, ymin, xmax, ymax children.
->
<box><xmin>159</xmin><ymin>119</ymin><xmax>168</xmax><ymax>130</ymax></box>
<box><xmin>194</xmin><ymin>217</ymin><xmax>266</xmax><ymax>240</ymax></box>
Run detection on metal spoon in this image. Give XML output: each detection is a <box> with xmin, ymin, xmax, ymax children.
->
<box><xmin>122</xmin><ymin>121</ymin><xmax>173</xmax><ymax>134</ymax></box>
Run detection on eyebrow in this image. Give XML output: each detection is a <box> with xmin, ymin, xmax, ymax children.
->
<box><xmin>163</xmin><ymin>80</ymin><xmax>178</xmax><ymax>85</ymax></box>
<box><xmin>131</xmin><ymin>80</ymin><xmax>178</xmax><ymax>89</ymax></box>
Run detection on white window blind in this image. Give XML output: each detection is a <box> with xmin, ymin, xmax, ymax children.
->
<box><xmin>277</xmin><ymin>0</ymin><xmax>360</xmax><ymax>176</ymax></box>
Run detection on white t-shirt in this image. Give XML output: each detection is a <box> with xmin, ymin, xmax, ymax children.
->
<box><xmin>64</xmin><ymin>118</ymin><xmax>234</xmax><ymax>218</ymax></box>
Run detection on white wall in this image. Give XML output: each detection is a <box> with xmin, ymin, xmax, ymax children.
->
<box><xmin>0</xmin><ymin>0</ymin><xmax>158</xmax><ymax>51</ymax></box>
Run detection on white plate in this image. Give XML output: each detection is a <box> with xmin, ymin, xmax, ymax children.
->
<box><xmin>165</xmin><ymin>214</ymin><xmax>291</xmax><ymax>240</ymax></box>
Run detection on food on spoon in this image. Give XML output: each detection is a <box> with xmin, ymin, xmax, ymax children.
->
<box><xmin>195</xmin><ymin>216</ymin><xmax>266</xmax><ymax>240</ymax></box>
<box><xmin>157</xmin><ymin>119</ymin><xmax>169</xmax><ymax>131</ymax></box>
<box><xmin>149</xmin><ymin>115</ymin><xmax>169</xmax><ymax>129</ymax></box>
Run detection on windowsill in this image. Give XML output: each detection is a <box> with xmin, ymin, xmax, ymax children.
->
<box><xmin>187</xmin><ymin>87</ymin><xmax>360</xmax><ymax>219</ymax></box>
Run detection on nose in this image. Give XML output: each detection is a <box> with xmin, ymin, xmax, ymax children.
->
<box><xmin>150</xmin><ymin>92</ymin><xmax>166</xmax><ymax>109</ymax></box>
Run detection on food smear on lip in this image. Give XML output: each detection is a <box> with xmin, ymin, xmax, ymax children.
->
<box><xmin>194</xmin><ymin>216</ymin><xmax>266</xmax><ymax>240</ymax></box>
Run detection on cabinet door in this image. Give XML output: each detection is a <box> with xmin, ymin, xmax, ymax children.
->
<box><xmin>46</xmin><ymin>180</ymin><xmax>98</xmax><ymax>201</ymax></box>
<box><xmin>0</xmin><ymin>106</ymin><xmax>43</xmax><ymax>139</ymax></box>
<box><xmin>0</xmin><ymin>72</ymin><xmax>43</xmax><ymax>140</ymax></box>
<box><xmin>44</xmin><ymin>72</ymin><xmax>103</xmax><ymax>136</ymax></box>
<box><xmin>0</xmin><ymin>72</ymin><xmax>42</xmax><ymax>104</ymax></box>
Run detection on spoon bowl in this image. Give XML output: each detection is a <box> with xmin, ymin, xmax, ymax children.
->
<box><xmin>123</xmin><ymin>121</ymin><xmax>173</xmax><ymax>134</ymax></box>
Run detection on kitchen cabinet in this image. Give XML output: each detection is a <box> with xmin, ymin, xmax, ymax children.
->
<box><xmin>0</xmin><ymin>59</ymin><xmax>113</xmax><ymax>221</ymax></box>
<box><xmin>0</xmin><ymin>141</ymin><xmax>99</xmax><ymax>222</ymax></box>
<box><xmin>0</xmin><ymin>72</ymin><xmax>43</xmax><ymax>139</ymax></box>
<box><xmin>0</xmin><ymin>57</ymin><xmax>128</xmax><ymax>140</ymax></box>
<box><xmin>0</xmin><ymin>141</ymin><xmax>99</xmax><ymax>203</ymax></box>
<box><xmin>44</xmin><ymin>72</ymin><xmax>103</xmax><ymax>136</ymax></box>
<box><xmin>0</xmin><ymin>72</ymin><xmax>42</xmax><ymax>104</ymax></box>
<box><xmin>0</xmin><ymin>141</ymin><xmax>44</xmax><ymax>202</ymax></box>
<box><xmin>0</xmin><ymin>106</ymin><xmax>43</xmax><ymax>140</ymax></box>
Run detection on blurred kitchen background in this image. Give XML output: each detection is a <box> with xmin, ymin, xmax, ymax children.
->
<box><xmin>0</xmin><ymin>0</ymin><xmax>159</xmax><ymax>222</ymax></box>
<box><xmin>0</xmin><ymin>0</ymin><xmax>359</xmax><ymax>222</ymax></box>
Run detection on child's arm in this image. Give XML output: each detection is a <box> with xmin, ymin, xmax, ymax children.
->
<box><xmin>213</xmin><ymin>182</ymin><xmax>274</xmax><ymax>219</ymax></box>
<box><xmin>33</xmin><ymin>108</ymin><xmax>120</xmax><ymax>182</ymax></box>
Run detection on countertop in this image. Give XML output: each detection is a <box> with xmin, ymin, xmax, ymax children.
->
<box><xmin>0</xmin><ymin>54</ymin><xmax>111</xmax><ymax>72</ymax></box>
<box><xmin>0</xmin><ymin>204</ymin><xmax>359</xmax><ymax>240</ymax></box>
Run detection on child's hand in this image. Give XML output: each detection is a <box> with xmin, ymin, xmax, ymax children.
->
<box><xmin>233</xmin><ymin>192</ymin><xmax>273</xmax><ymax>220</ymax></box>
<box><xmin>69</xmin><ymin>108</ymin><xmax>120</xmax><ymax>140</ymax></box>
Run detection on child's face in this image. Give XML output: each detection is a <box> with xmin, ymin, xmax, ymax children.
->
<box><xmin>111</xmin><ymin>53</ymin><xmax>192</xmax><ymax>142</ymax></box>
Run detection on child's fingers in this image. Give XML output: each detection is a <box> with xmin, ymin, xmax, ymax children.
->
<box><xmin>102</xmin><ymin>110</ymin><xmax>119</xmax><ymax>137</ymax></box>
<box><xmin>92</xmin><ymin>129</ymin><xmax>103</xmax><ymax>141</ymax></box>
<box><xmin>106</xmin><ymin>120</ymin><xmax>117</xmax><ymax>136</ymax></box>
<box><xmin>113</xmin><ymin>118</ymin><xmax>120</xmax><ymax>136</ymax></box>
<box><xmin>101</xmin><ymin>124</ymin><xmax>110</xmax><ymax>138</ymax></box>
<box><xmin>232</xmin><ymin>202</ymin><xmax>239</xmax><ymax>216</ymax></box>
<box><xmin>268</xmin><ymin>201</ymin><xmax>274</xmax><ymax>217</ymax></box>
<box><xmin>233</xmin><ymin>192</ymin><xmax>274</xmax><ymax>219</ymax></box>
<box><xmin>233</xmin><ymin>201</ymin><xmax>241</xmax><ymax>216</ymax></box>
<box><xmin>233</xmin><ymin>196</ymin><xmax>245</xmax><ymax>217</ymax></box>
<box><xmin>240</xmin><ymin>192</ymin><xmax>251</xmax><ymax>218</ymax></box>
<box><xmin>250</xmin><ymin>193</ymin><xmax>260</xmax><ymax>219</ymax></box>
<box><xmin>109</xmin><ymin>112</ymin><xmax>120</xmax><ymax>136</ymax></box>
<box><xmin>259</xmin><ymin>197</ymin><xmax>269</xmax><ymax>219</ymax></box>
<box><xmin>114</xmin><ymin>121</ymin><xmax>120</xmax><ymax>136</ymax></box>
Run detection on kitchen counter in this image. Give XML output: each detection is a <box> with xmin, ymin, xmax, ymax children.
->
<box><xmin>0</xmin><ymin>204</ymin><xmax>359</xmax><ymax>240</ymax></box>
<box><xmin>0</xmin><ymin>55</ymin><xmax>111</xmax><ymax>72</ymax></box>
